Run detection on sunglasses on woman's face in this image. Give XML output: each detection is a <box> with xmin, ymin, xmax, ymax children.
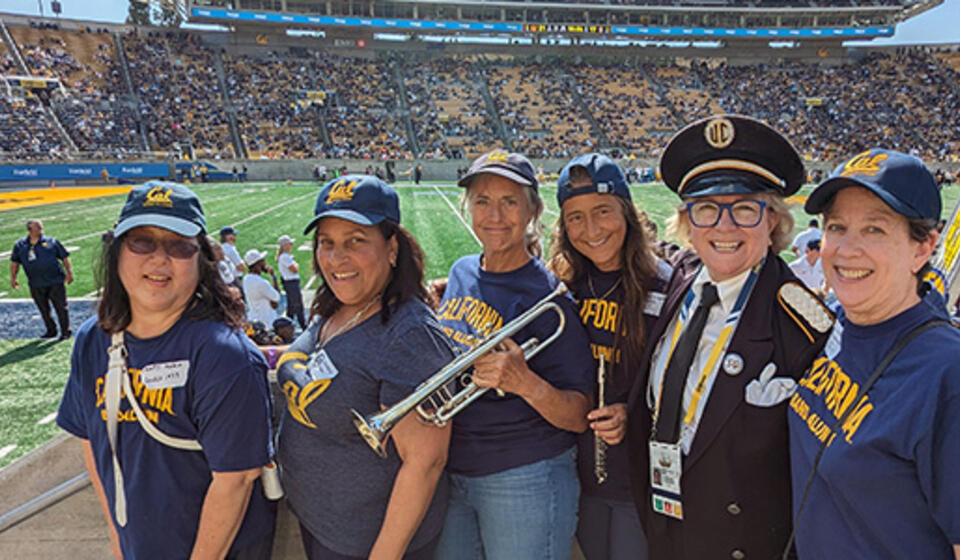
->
<box><xmin>124</xmin><ymin>235</ymin><xmax>200</xmax><ymax>260</ymax></box>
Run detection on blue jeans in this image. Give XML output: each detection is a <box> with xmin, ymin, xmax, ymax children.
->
<box><xmin>434</xmin><ymin>447</ymin><xmax>579</xmax><ymax>560</ymax></box>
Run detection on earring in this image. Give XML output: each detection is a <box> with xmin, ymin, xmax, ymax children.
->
<box><xmin>389</xmin><ymin>254</ymin><xmax>397</xmax><ymax>267</ymax></box>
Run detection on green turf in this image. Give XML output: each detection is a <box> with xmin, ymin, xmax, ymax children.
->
<box><xmin>0</xmin><ymin>338</ymin><xmax>73</xmax><ymax>468</ymax></box>
<box><xmin>1</xmin><ymin>180</ymin><xmax>958</xmax><ymax>468</ymax></box>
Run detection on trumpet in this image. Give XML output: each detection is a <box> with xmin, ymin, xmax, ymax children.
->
<box><xmin>352</xmin><ymin>283</ymin><xmax>568</xmax><ymax>458</ymax></box>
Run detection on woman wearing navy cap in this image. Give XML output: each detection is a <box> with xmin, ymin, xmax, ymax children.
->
<box><xmin>626</xmin><ymin>115</ymin><xmax>834</xmax><ymax>560</ymax></box>
<box><xmin>788</xmin><ymin>149</ymin><xmax>960</xmax><ymax>559</ymax></box>
<box><xmin>548</xmin><ymin>153</ymin><xmax>679</xmax><ymax>560</ymax></box>
<box><xmin>276</xmin><ymin>175</ymin><xmax>455</xmax><ymax>559</ymax></box>
<box><xmin>56</xmin><ymin>181</ymin><xmax>276</xmax><ymax>559</ymax></box>
<box><xmin>433</xmin><ymin>150</ymin><xmax>595</xmax><ymax>560</ymax></box>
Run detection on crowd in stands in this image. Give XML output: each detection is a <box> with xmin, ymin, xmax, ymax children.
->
<box><xmin>0</xmin><ymin>23</ymin><xmax>957</xmax><ymax>165</ymax></box>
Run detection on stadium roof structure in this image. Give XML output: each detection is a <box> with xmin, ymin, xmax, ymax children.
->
<box><xmin>188</xmin><ymin>0</ymin><xmax>942</xmax><ymax>42</ymax></box>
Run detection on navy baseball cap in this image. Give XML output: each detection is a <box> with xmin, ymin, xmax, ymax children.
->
<box><xmin>660</xmin><ymin>115</ymin><xmax>805</xmax><ymax>198</ymax></box>
<box><xmin>220</xmin><ymin>226</ymin><xmax>238</xmax><ymax>236</ymax></box>
<box><xmin>114</xmin><ymin>181</ymin><xmax>205</xmax><ymax>238</ymax></box>
<box><xmin>805</xmin><ymin>149</ymin><xmax>941</xmax><ymax>221</ymax></box>
<box><xmin>304</xmin><ymin>175</ymin><xmax>400</xmax><ymax>234</ymax></box>
<box><xmin>458</xmin><ymin>149</ymin><xmax>539</xmax><ymax>189</ymax></box>
<box><xmin>557</xmin><ymin>153</ymin><xmax>631</xmax><ymax>206</ymax></box>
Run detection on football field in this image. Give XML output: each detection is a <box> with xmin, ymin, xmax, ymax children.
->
<box><xmin>0</xmin><ymin>180</ymin><xmax>957</xmax><ymax>468</ymax></box>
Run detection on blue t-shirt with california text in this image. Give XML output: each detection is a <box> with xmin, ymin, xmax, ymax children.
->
<box><xmin>57</xmin><ymin>315</ymin><xmax>276</xmax><ymax>560</ymax></box>
<box><xmin>788</xmin><ymin>291</ymin><xmax>960</xmax><ymax>559</ymax></box>
<box><xmin>436</xmin><ymin>255</ymin><xmax>595</xmax><ymax>477</ymax></box>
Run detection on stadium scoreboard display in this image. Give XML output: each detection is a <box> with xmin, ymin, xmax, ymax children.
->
<box><xmin>523</xmin><ymin>24</ymin><xmax>613</xmax><ymax>35</ymax></box>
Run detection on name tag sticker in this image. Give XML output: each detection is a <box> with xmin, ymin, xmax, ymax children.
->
<box><xmin>644</xmin><ymin>292</ymin><xmax>667</xmax><ymax>317</ymax></box>
<box><xmin>141</xmin><ymin>360</ymin><xmax>190</xmax><ymax>390</ymax></box>
<box><xmin>307</xmin><ymin>349</ymin><xmax>339</xmax><ymax>381</ymax></box>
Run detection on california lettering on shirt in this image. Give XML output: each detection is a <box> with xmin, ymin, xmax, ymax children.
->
<box><xmin>577</xmin><ymin>296</ymin><xmax>621</xmax><ymax>365</ymax></box>
<box><xmin>789</xmin><ymin>356</ymin><xmax>874</xmax><ymax>447</ymax></box>
<box><xmin>436</xmin><ymin>296</ymin><xmax>504</xmax><ymax>347</ymax></box>
<box><xmin>94</xmin><ymin>367</ymin><xmax>176</xmax><ymax>424</ymax></box>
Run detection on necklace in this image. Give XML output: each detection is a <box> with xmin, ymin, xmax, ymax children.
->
<box><xmin>588</xmin><ymin>274</ymin><xmax>623</xmax><ymax>301</ymax></box>
<box><xmin>317</xmin><ymin>296</ymin><xmax>380</xmax><ymax>347</ymax></box>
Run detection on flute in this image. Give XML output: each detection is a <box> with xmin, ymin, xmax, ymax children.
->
<box><xmin>595</xmin><ymin>353</ymin><xmax>608</xmax><ymax>485</ymax></box>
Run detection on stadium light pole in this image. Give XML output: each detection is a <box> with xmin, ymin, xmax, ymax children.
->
<box><xmin>37</xmin><ymin>0</ymin><xmax>44</xmax><ymax>17</ymax></box>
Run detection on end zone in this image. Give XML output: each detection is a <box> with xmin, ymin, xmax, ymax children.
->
<box><xmin>0</xmin><ymin>186</ymin><xmax>132</xmax><ymax>212</ymax></box>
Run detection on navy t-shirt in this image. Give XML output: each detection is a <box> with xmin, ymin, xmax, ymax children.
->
<box><xmin>436</xmin><ymin>255</ymin><xmax>595</xmax><ymax>477</ymax></box>
<box><xmin>11</xmin><ymin>235</ymin><xmax>68</xmax><ymax>287</ymax></box>
<box><xmin>788</xmin><ymin>292</ymin><xmax>960</xmax><ymax>559</ymax></box>
<box><xmin>570</xmin><ymin>259</ymin><xmax>672</xmax><ymax>501</ymax></box>
<box><xmin>57</xmin><ymin>315</ymin><xmax>275</xmax><ymax>560</ymax></box>
<box><xmin>276</xmin><ymin>298</ymin><xmax>455</xmax><ymax>557</ymax></box>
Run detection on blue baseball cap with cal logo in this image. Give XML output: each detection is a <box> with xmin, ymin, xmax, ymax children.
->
<box><xmin>304</xmin><ymin>175</ymin><xmax>400</xmax><ymax>234</ymax></box>
<box><xmin>805</xmin><ymin>148</ymin><xmax>941</xmax><ymax>221</ymax></box>
<box><xmin>113</xmin><ymin>180</ymin><xmax>206</xmax><ymax>237</ymax></box>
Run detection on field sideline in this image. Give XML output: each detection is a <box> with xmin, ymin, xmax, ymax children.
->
<box><xmin>0</xmin><ymin>180</ymin><xmax>957</xmax><ymax>468</ymax></box>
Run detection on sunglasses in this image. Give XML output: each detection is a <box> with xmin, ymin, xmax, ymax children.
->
<box><xmin>124</xmin><ymin>235</ymin><xmax>200</xmax><ymax>260</ymax></box>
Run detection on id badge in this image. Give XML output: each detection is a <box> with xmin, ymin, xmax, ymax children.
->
<box><xmin>307</xmin><ymin>349</ymin><xmax>339</xmax><ymax>381</ymax></box>
<box><xmin>28</xmin><ymin>248</ymin><xmax>36</xmax><ymax>261</ymax></box>
<box><xmin>649</xmin><ymin>440</ymin><xmax>684</xmax><ymax>520</ymax></box>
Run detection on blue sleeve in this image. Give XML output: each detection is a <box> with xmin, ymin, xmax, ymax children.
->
<box><xmin>56</xmin><ymin>331</ymin><xmax>90</xmax><ymax>439</ymax></box>
<box><xmin>918</xmin><ymin>392</ymin><xmax>960</xmax><ymax>543</ymax></box>
<box><xmin>55</xmin><ymin>239</ymin><xmax>69</xmax><ymax>259</ymax></box>
<box><xmin>277</xmin><ymin>321</ymin><xmax>319</xmax><ymax>377</ymax></box>
<box><xmin>10</xmin><ymin>242</ymin><xmax>21</xmax><ymax>264</ymax></box>
<box><xmin>526</xmin><ymin>296</ymin><xmax>596</xmax><ymax>396</ymax></box>
<box><xmin>379</xmin><ymin>323</ymin><xmax>456</xmax><ymax>407</ymax></box>
<box><xmin>192</xmin><ymin>336</ymin><xmax>273</xmax><ymax>472</ymax></box>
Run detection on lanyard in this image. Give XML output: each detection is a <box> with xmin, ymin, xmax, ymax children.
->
<box><xmin>653</xmin><ymin>261</ymin><xmax>762</xmax><ymax>433</ymax></box>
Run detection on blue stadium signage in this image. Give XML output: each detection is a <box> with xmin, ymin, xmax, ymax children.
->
<box><xmin>0</xmin><ymin>163</ymin><xmax>170</xmax><ymax>182</ymax></box>
<box><xmin>191</xmin><ymin>7</ymin><xmax>894</xmax><ymax>38</ymax></box>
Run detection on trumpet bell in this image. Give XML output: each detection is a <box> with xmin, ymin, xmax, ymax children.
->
<box><xmin>351</xmin><ymin>409</ymin><xmax>388</xmax><ymax>458</ymax></box>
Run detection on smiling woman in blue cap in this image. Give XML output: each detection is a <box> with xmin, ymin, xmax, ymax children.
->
<box><xmin>548</xmin><ymin>153</ymin><xmax>678</xmax><ymax>560</ymax></box>
<box><xmin>433</xmin><ymin>150</ymin><xmax>595</xmax><ymax>560</ymax></box>
<box><xmin>787</xmin><ymin>149</ymin><xmax>960</xmax><ymax>560</ymax></box>
<box><xmin>56</xmin><ymin>181</ymin><xmax>276</xmax><ymax>559</ymax></box>
<box><xmin>626</xmin><ymin>115</ymin><xmax>834</xmax><ymax>560</ymax></box>
<box><xmin>276</xmin><ymin>175</ymin><xmax>455</xmax><ymax>559</ymax></box>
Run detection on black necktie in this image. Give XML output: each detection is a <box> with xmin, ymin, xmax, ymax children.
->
<box><xmin>654</xmin><ymin>283</ymin><xmax>719</xmax><ymax>444</ymax></box>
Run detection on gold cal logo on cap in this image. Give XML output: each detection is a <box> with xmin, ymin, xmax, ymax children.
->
<box><xmin>840</xmin><ymin>150</ymin><xmax>888</xmax><ymax>177</ymax></box>
<box><xmin>326</xmin><ymin>179</ymin><xmax>359</xmax><ymax>204</ymax></box>
<box><xmin>143</xmin><ymin>185</ymin><xmax>173</xmax><ymax>208</ymax></box>
<box><xmin>704</xmin><ymin>117</ymin><xmax>735</xmax><ymax>149</ymax></box>
<box><xmin>487</xmin><ymin>150</ymin><xmax>509</xmax><ymax>163</ymax></box>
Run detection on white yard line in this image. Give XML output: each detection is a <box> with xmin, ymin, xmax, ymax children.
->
<box><xmin>432</xmin><ymin>184</ymin><xmax>481</xmax><ymax>247</ymax></box>
<box><xmin>37</xmin><ymin>412</ymin><xmax>57</xmax><ymax>425</ymax></box>
<box><xmin>304</xmin><ymin>273</ymin><xmax>319</xmax><ymax>291</ymax></box>
<box><xmin>228</xmin><ymin>191</ymin><xmax>317</xmax><ymax>228</ymax></box>
<box><xmin>0</xmin><ymin>444</ymin><xmax>17</xmax><ymax>460</ymax></box>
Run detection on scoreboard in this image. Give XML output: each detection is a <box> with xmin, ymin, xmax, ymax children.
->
<box><xmin>523</xmin><ymin>24</ymin><xmax>613</xmax><ymax>34</ymax></box>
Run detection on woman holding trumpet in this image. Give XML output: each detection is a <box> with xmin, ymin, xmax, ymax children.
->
<box><xmin>433</xmin><ymin>150</ymin><xmax>595</xmax><ymax>560</ymax></box>
<box><xmin>549</xmin><ymin>153</ymin><xmax>676</xmax><ymax>560</ymax></box>
<box><xmin>276</xmin><ymin>175</ymin><xmax>455</xmax><ymax>559</ymax></box>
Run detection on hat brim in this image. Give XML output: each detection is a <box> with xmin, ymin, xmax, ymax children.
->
<box><xmin>243</xmin><ymin>250</ymin><xmax>269</xmax><ymax>267</ymax></box>
<box><xmin>804</xmin><ymin>177</ymin><xmax>922</xmax><ymax>218</ymax></box>
<box><xmin>303</xmin><ymin>209</ymin><xmax>386</xmax><ymax>235</ymax></box>
<box><xmin>114</xmin><ymin>214</ymin><xmax>203</xmax><ymax>238</ymax></box>
<box><xmin>679</xmin><ymin>172</ymin><xmax>781</xmax><ymax>199</ymax></box>
<box><xmin>457</xmin><ymin>167</ymin><xmax>534</xmax><ymax>188</ymax></box>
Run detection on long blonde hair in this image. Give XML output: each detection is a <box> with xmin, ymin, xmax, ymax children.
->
<box><xmin>461</xmin><ymin>176</ymin><xmax>545</xmax><ymax>259</ymax></box>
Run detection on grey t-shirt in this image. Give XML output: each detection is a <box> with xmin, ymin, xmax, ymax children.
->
<box><xmin>276</xmin><ymin>298</ymin><xmax>455</xmax><ymax>557</ymax></box>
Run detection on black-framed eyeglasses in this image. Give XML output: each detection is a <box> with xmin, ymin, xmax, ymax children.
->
<box><xmin>685</xmin><ymin>200</ymin><xmax>768</xmax><ymax>228</ymax></box>
<box><xmin>124</xmin><ymin>235</ymin><xmax>200</xmax><ymax>260</ymax></box>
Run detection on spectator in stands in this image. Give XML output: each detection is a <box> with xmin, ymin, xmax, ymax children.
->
<box><xmin>791</xmin><ymin>218</ymin><xmax>822</xmax><ymax>256</ymax></box>
<box><xmin>56</xmin><ymin>182</ymin><xmax>276</xmax><ymax>559</ymax></box>
<box><xmin>789</xmin><ymin>239</ymin><xmax>825</xmax><ymax>292</ymax></box>
<box><xmin>276</xmin><ymin>175</ymin><xmax>453</xmax><ymax>558</ymax></box>
<box><xmin>276</xmin><ymin>234</ymin><xmax>306</xmax><ymax>329</ymax></box>
<box><xmin>242</xmin><ymin>249</ymin><xmax>280</xmax><ymax>326</ymax></box>
<box><xmin>10</xmin><ymin>219</ymin><xmax>73</xmax><ymax>339</ymax></box>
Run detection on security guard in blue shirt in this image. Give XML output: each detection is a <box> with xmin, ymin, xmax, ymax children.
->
<box><xmin>10</xmin><ymin>219</ymin><xmax>73</xmax><ymax>339</ymax></box>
